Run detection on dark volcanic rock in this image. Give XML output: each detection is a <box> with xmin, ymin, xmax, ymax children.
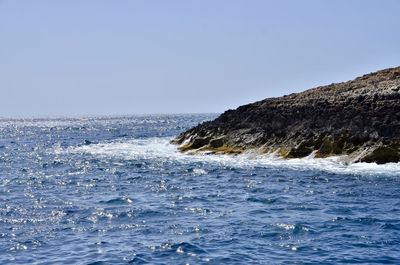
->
<box><xmin>173</xmin><ymin>67</ymin><xmax>400</xmax><ymax>164</ymax></box>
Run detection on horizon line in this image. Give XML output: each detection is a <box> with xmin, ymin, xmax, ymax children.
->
<box><xmin>0</xmin><ymin>112</ymin><xmax>221</xmax><ymax>121</ymax></box>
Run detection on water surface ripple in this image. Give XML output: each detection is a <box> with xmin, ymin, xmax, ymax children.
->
<box><xmin>1</xmin><ymin>115</ymin><xmax>400</xmax><ymax>264</ymax></box>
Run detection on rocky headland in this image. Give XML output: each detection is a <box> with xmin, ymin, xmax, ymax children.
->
<box><xmin>172</xmin><ymin>67</ymin><xmax>400</xmax><ymax>164</ymax></box>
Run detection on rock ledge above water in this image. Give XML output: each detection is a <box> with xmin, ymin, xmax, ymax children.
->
<box><xmin>172</xmin><ymin>67</ymin><xmax>400</xmax><ymax>164</ymax></box>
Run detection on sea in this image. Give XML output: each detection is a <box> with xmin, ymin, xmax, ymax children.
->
<box><xmin>1</xmin><ymin>114</ymin><xmax>400</xmax><ymax>264</ymax></box>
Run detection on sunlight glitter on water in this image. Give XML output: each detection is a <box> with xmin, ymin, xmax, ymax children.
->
<box><xmin>1</xmin><ymin>115</ymin><xmax>400</xmax><ymax>264</ymax></box>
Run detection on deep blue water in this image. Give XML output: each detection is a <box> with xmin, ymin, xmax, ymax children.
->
<box><xmin>1</xmin><ymin>114</ymin><xmax>400</xmax><ymax>264</ymax></box>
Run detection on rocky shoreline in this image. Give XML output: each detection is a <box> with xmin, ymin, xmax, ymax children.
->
<box><xmin>172</xmin><ymin>67</ymin><xmax>400</xmax><ymax>164</ymax></box>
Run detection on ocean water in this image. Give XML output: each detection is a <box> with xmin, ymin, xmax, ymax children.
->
<box><xmin>1</xmin><ymin>114</ymin><xmax>400</xmax><ymax>265</ymax></box>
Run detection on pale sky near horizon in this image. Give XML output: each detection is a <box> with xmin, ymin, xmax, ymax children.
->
<box><xmin>1</xmin><ymin>0</ymin><xmax>399</xmax><ymax>117</ymax></box>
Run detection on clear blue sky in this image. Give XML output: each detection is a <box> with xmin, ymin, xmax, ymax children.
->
<box><xmin>1</xmin><ymin>0</ymin><xmax>399</xmax><ymax>117</ymax></box>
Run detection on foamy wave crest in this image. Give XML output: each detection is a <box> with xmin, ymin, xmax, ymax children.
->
<box><xmin>62</xmin><ymin>137</ymin><xmax>400</xmax><ymax>176</ymax></box>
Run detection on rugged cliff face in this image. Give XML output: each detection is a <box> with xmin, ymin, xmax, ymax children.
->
<box><xmin>172</xmin><ymin>67</ymin><xmax>400</xmax><ymax>164</ymax></box>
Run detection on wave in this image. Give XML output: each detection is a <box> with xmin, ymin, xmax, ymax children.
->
<box><xmin>60</xmin><ymin>137</ymin><xmax>400</xmax><ymax>176</ymax></box>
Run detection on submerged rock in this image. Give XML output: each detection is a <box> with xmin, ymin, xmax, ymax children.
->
<box><xmin>172</xmin><ymin>67</ymin><xmax>400</xmax><ymax>164</ymax></box>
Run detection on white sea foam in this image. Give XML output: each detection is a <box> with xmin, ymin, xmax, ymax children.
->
<box><xmin>63</xmin><ymin>137</ymin><xmax>400</xmax><ymax>176</ymax></box>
